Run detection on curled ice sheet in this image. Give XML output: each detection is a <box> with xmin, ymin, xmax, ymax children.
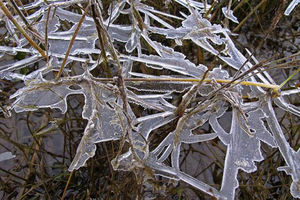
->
<box><xmin>0</xmin><ymin>152</ymin><xmax>16</xmax><ymax>162</ymax></box>
<box><xmin>222</xmin><ymin>7</ymin><xmax>239</xmax><ymax>23</ymax></box>
<box><xmin>0</xmin><ymin>55</ymin><xmax>42</xmax><ymax>76</ymax></box>
<box><xmin>111</xmin><ymin>111</ymin><xmax>176</xmax><ymax>171</ymax></box>
<box><xmin>33</xmin><ymin>7</ymin><xmax>131</xmax><ymax>55</ymax></box>
<box><xmin>125</xmin><ymin>28</ymin><xmax>140</xmax><ymax>53</ymax></box>
<box><xmin>104</xmin><ymin>0</ymin><xmax>126</xmax><ymax>24</ymax></box>
<box><xmin>124</xmin><ymin>54</ymin><xmax>207</xmax><ymax>78</ymax></box>
<box><xmin>173</xmin><ymin>0</ymin><xmax>211</xmax><ymax>12</ymax></box>
<box><xmin>263</xmin><ymin>96</ymin><xmax>300</xmax><ymax>198</ymax></box>
<box><xmin>147</xmin><ymin>112</ymin><xmax>222</xmax><ymax>198</ymax></box>
<box><xmin>274</xmin><ymin>97</ymin><xmax>300</xmax><ymax>117</ymax></box>
<box><xmin>281</xmin><ymin>88</ymin><xmax>300</xmax><ymax>96</ymax></box>
<box><xmin>284</xmin><ymin>0</ymin><xmax>300</xmax><ymax>16</ymax></box>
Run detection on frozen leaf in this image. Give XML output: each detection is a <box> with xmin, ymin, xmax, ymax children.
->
<box><xmin>33</xmin><ymin>7</ymin><xmax>132</xmax><ymax>55</ymax></box>
<box><xmin>147</xmin><ymin>114</ymin><xmax>221</xmax><ymax>198</ymax></box>
<box><xmin>11</xmin><ymin>74</ymin><xmax>80</xmax><ymax>113</ymax></box>
<box><xmin>69</xmin><ymin>101</ymin><xmax>127</xmax><ymax>171</ymax></box>
<box><xmin>105</xmin><ymin>0</ymin><xmax>127</xmax><ymax>24</ymax></box>
<box><xmin>281</xmin><ymin>88</ymin><xmax>300</xmax><ymax>96</ymax></box>
<box><xmin>219</xmin><ymin>34</ymin><xmax>251</xmax><ymax>70</ymax></box>
<box><xmin>34</xmin><ymin>7</ymin><xmax>97</xmax><ymax>55</ymax></box>
<box><xmin>135</xmin><ymin>1</ymin><xmax>183</xmax><ymax>27</ymax></box>
<box><xmin>126</xmin><ymin>74</ymin><xmax>193</xmax><ymax>93</ymax></box>
<box><xmin>10</xmin><ymin>72</ymin><xmax>129</xmax><ymax>171</ymax></box>
<box><xmin>2</xmin><ymin>0</ymin><xmax>299</xmax><ymax>199</ymax></box>
<box><xmin>209</xmin><ymin>107</ymin><xmax>274</xmax><ymax>199</ymax></box>
<box><xmin>141</xmin><ymin>98</ymin><xmax>228</xmax><ymax>198</ymax></box>
<box><xmin>69</xmin><ymin>76</ymin><xmax>130</xmax><ymax>171</ymax></box>
<box><xmin>205</xmin><ymin>87</ymin><xmax>278</xmax><ymax>199</ymax></box>
<box><xmin>127</xmin><ymin>90</ymin><xmax>175</xmax><ymax>111</ymax></box>
<box><xmin>141</xmin><ymin>34</ymin><xmax>186</xmax><ymax>59</ymax></box>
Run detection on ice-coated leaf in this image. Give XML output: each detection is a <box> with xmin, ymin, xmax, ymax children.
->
<box><xmin>146</xmin><ymin>104</ymin><xmax>222</xmax><ymax>198</ymax></box>
<box><xmin>11</xmin><ymin>74</ymin><xmax>80</xmax><ymax>113</ymax></box>
<box><xmin>141</xmin><ymin>98</ymin><xmax>227</xmax><ymax>197</ymax></box>
<box><xmin>69</xmin><ymin>100</ymin><xmax>127</xmax><ymax>171</ymax></box>
<box><xmin>134</xmin><ymin>0</ymin><xmax>183</xmax><ymax>28</ymax></box>
<box><xmin>127</xmin><ymin>90</ymin><xmax>175</xmax><ymax>111</ymax></box>
<box><xmin>141</xmin><ymin>33</ymin><xmax>186</xmax><ymax>59</ymax></box>
<box><xmin>34</xmin><ymin>7</ymin><xmax>97</xmax><ymax>55</ymax></box>
<box><xmin>209</xmin><ymin>100</ymin><xmax>277</xmax><ymax>199</ymax></box>
<box><xmin>2</xmin><ymin>0</ymin><xmax>300</xmax><ymax>199</ymax></box>
<box><xmin>68</xmin><ymin>75</ymin><xmax>129</xmax><ymax>171</ymax></box>
<box><xmin>9</xmin><ymin>71</ymin><xmax>128</xmax><ymax>171</ymax></box>
<box><xmin>126</xmin><ymin>72</ymin><xmax>193</xmax><ymax>93</ymax></box>
<box><xmin>281</xmin><ymin>88</ymin><xmax>300</xmax><ymax>96</ymax></box>
<box><xmin>3</xmin><ymin>18</ymin><xmax>22</xmax><ymax>47</ymax></box>
<box><xmin>104</xmin><ymin>0</ymin><xmax>127</xmax><ymax>24</ymax></box>
<box><xmin>219</xmin><ymin>34</ymin><xmax>252</xmax><ymax>70</ymax></box>
<box><xmin>125</xmin><ymin>28</ymin><xmax>140</xmax><ymax>53</ymax></box>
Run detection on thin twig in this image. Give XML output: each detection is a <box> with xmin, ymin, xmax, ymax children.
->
<box><xmin>0</xmin><ymin>1</ymin><xmax>47</xmax><ymax>59</ymax></box>
<box><xmin>56</xmin><ymin>3</ymin><xmax>90</xmax><ymax>80</ymax></box>
<box><xmin>233</xmin><ymin>0</ymin><xmax>267</xmax><ymax>32</ymax></box>
<box><xmin>9</xmin><ymin>0</ymin><xmax>29</xmax><ymax>26</ymax></box>
<box><xmin>279</xmin><ymin>66</ymin><xmax>300</xmax><ymax>89</ymax></box>
<box><xmin>90</xmin><ymin>77</ymin><xmax>279</xmax><ymax>90</ymax></box>
<box><xmin>61</xmin><ymin>171</ymin><xmax>74</xmax><ymax>200</ymax></box>
<box><xmin>45</xmin><ymin>6</ymin><xmax>52</xmax><ymax>63</ymax></box>
<box><xmin>91</xmin><ymin>1</ymin><xmax>112</xmax><ymax>77</ymax></box>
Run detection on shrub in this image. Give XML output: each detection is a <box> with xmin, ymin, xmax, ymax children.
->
<box><xmin>0</xmin><ymin>0</ymin><xmax>299</xmax><ymax>199</ymax></box>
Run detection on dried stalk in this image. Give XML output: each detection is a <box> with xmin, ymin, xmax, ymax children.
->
<box><xmin>56</xmin><ymin>3</ymin><xmax>90</xmax><ymax>80</ymax></box>
<box><xmin>0</xmin><ymin>1</ymin><xmax>47</xmax><ymax>59</ymax></box>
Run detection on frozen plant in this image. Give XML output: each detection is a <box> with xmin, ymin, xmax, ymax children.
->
<box><xmin>0</xmin><ymin>0</ymin><xmax>299</xmax><ymax>199</ymax></box>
